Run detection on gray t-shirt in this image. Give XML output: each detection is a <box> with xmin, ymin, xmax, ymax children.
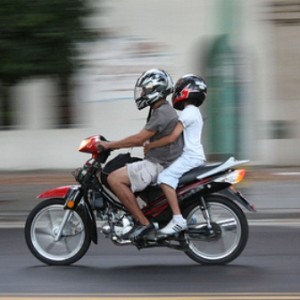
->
<box><xmin>144</xmin><ymin>101</ymin><xmax>183</xmax><ymax>167</ymax></box>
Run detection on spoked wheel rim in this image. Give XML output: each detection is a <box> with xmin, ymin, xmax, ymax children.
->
<box><xmin>30</xmin><ymin>204</ymin><xmax>86</xmax><ymax>262</ymax></box>
<box><xmin>185</xmin><ymin>202</ymin><xmax>242</xmax><ymax>261</ymax></box>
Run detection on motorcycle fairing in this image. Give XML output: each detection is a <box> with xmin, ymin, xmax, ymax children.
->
<box><xmin>196</xmin><ymin>157</ymin><xmax>249</xmax><ymax>180</ymax></box>
<box><xmin>142</xmin><ymin>194</ymin><xmax>169</xmax><ymax>219</ymax></box>
<box><xmin>142</xmin><ymin>178</ymin><xmax>210</xmax><ymax>219</ymax></box>
<box><xmin>142</xmin><ymin>175</ymin><xmax>254</xmax><ymax>221</ymax></box>
<box><xmin>177</xmin><ymin>156</ymin><xmax>248</xmax><ymax>188</ymax></box>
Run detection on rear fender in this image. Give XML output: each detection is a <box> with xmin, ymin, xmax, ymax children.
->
<box><xmin>178</xmin><ymin>182</ymin><xmax>255</xmax><ymax>212</ymax></box>
<box><xmin>216</xmin><ymin>187</ymin><xmax>256</xmax><ymax>212</ymax></box>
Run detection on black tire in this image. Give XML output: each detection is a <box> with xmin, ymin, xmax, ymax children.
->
<box><xmin>182</xmin><ymin>195</ymin><xmax>249</xmax><ymax>265</ymax></box>
<box><xmin>25</xmin><ymin>198</ymin><xmax>91</xmax><ymax>265</ymax></box>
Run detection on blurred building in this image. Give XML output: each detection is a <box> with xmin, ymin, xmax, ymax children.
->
<box><xmin>0</xmin><ymin>0</ymin><xmax>300</xmax><ymax>169</ymax></box>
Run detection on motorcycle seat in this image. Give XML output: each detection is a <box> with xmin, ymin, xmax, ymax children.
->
<box><xmin>178</xmin><ymin>163</ymin><xmax>222</xmax><ymax>186</ymax></box>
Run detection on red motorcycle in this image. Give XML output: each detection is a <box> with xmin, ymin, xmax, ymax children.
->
<box><xmin>25</xmin><ymin>135</ymin><xmax>255</xmax><ymax>266</ymax></box>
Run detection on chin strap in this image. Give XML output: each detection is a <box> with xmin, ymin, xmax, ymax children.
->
<box><xmin>146</xmin><ymin>107</ymin><xmax>152</xmax><ymax>122</ymax></box>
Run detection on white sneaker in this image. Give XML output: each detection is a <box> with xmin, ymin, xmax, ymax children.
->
<box><xmin>159</xmin><ymin>219</ymin><xmax>187</xmax><ymax>235</ymax></box>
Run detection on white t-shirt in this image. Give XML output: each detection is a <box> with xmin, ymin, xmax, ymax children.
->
<box><xmin>179</xmin><ymin>104</ymin><xmax>206</xmax><ymax>161</ymax></box>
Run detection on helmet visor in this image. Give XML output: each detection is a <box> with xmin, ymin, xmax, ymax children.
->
<box><xmin>134</xmin><ymin>85</ymin><xmax>154</xmax><ymax>101</ymax></box>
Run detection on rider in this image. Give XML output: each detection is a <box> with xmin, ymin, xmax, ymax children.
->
<box><xmin>144</xmin><ymin>74</ymin><xmax>207</xmax><ymax>235</ymax></box>
<box><xmin>97</xmin><ymin>69</ymin><xmax>184</xmax><ymax>241</ymax></box>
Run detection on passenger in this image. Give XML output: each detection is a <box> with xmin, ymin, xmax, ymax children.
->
<box><xmin>144</xmin><ymin>74</ymin><xmax>207</xmax><ymax>235</ymax></box>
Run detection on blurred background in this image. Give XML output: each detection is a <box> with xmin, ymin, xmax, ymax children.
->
<box><xmin>0</xmin><ymin>0</ymin><xmax>300</xmax><ymax>170</ymax></box>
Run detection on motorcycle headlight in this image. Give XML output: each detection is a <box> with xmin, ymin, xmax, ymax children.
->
<box><xmin>72</xmin><ymin>168</ymin><xmax>86</xmax><ymax>183</ymax></box>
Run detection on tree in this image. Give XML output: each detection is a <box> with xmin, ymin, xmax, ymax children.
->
<box><xmin>0</xmin><ymin>0</ymin><xmax>96</xmax><ymax>128</ymax></box>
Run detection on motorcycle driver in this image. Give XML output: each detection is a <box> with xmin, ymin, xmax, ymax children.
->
<box><xmin>97</xmin><ymin>69</ymin><xmax>183</xmax><ymax>241</ymax></box>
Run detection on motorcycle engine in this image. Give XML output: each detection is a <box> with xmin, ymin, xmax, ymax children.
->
<box><xmin>114</xmin><ymin>216</ymin><xmax>133</xmax><ymax>237</ymax></box>
<box><xmin>100</xmin><ymin>213</ymin><xmax>133</xmax><ymax>238</ymax></box>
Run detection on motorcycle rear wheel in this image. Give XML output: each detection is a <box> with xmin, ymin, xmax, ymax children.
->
<box><xmin>182</xmin><ymin>195</ymin><xmax>248</xmax><ymax>265</ymax></box>
<box><xmin>25</xmin><ymin>198</ymin><xmax>91</xmax><ymax>265</ymax></box>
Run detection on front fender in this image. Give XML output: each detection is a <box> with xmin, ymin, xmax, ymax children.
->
<box><xmin>37</xmin><ymin>185</ymin><xmax>98</xmax><ymax>244</ymax></box>
<box><xmin>37</xmin><ymin>185</ymin><xmax>80</xmax><ymax>199</ymax></box>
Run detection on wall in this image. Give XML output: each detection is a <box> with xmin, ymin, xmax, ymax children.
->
<box><xmin>1</xmin><ymin>0</ymin><xmax>299</xmax><ymax>169</ymax></box>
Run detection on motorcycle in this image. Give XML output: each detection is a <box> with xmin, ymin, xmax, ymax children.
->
<box><xmin>25</xmin><ymin>135</ymin><xmax>256</xmax><ymax>266</ymax></box>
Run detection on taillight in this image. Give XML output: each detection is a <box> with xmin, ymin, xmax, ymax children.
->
<box><xmin>215</xmin><ymin>169</ymin><xmax>246</xmax><ymax>184</ymax></box>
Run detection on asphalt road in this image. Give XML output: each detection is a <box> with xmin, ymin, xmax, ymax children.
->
<box><xmin>1</xmin><ymin>224</ymin><xmax>300</xmax><ymax>296</ymax></box>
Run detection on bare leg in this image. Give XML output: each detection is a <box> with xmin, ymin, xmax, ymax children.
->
<box><xmin>107</xmin><ymin>166</ymin><xmax>149</xmax><ymax>226</ymax></box>
<box><xmin>159</xmin><ymin>183</ymin><xmax>187</xmax><ymax>235</ymax></box>
<box><xmin>160</xmin><ymin>183</ymin><xmax>181</xmax><ymax>215</ymax></box>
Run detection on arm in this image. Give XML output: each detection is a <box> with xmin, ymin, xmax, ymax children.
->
<box><xmin>98</xmin><ymin>128</ymin><xmax>156</xmax><ymax>150</ymax></box>
<box><xmin>145</xmin><ymin>121</ymin><xmax>184</xmax><ymax>152</ymax></box>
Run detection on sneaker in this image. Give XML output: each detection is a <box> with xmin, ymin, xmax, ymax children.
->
<box><xmin>124</xmin><ymin>223</ymin><xmax>155</xmax><ymax>241</ymax></box>
<box><xmin>121</xmin><ymin>226</ymin><xmax>135</xmax><ymax>240</ymax></box>
<box><xmin>159</xmin><ymin>219</ymin><xmax>187</xmax><ymax>235</ymax></box>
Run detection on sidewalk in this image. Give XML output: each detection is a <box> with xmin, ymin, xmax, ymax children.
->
<box><xmin>1</xmin><ymin>167</ymin><xmax>300</xmax><ymax>226</ymax></box>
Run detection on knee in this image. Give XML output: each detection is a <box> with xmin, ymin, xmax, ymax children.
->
<box><xmin>157</xmin><ymin>172</ymin><xmax>165</xmax><ymax>185</ymax></box>
<box><xmin>107</xmin><ymin>172</ymin><xmax>118</xmax><ymax>188</ymax></box>
<box><xmin>107</xmin><ymin>167</ymin><xmax>129</xmax><ymax>189</ymax></box>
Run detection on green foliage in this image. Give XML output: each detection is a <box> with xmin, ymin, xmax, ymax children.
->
<box><xmin>0</xmin><ymin>0</ymin><xmax>95</xmax><ymax>85</ymax></box>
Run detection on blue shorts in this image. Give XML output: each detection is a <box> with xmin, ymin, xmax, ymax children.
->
<box><xmin>157</xmin><ymin>155</ymin><xmax>204</xmax><ymax>189</ymax></box>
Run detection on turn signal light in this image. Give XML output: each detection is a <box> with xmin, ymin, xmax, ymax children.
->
<box><xmin>66</xmin><ymin>200</ymin><xmax>75</xmax><ymax>209</ymax></box>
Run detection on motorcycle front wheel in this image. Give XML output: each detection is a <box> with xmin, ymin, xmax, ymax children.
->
<box><xmin>182</xmin><ymin>195</ymin><xmax>248</xmax><ymax>265</ymax></box>
<box><xmin>25</xmin><ymin>198</ymin><xmax>91</xmax><ymax>265</ymax></box>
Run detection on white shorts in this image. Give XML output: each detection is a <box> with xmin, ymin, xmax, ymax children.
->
<box><xmin>127</xmin><ymin>160</ymin><xmax>164</xmax><ymax>193</ymax></box>
<box><xmin>157</xmin><ymin>155</ymin><xmax>205</xmax><ymax>189</ymax></box>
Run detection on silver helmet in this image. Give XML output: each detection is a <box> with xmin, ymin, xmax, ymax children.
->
<box><xmin>134</xmin><ymin>69</ymin><xmax>174</xmax><ymax>110</ymax></box>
